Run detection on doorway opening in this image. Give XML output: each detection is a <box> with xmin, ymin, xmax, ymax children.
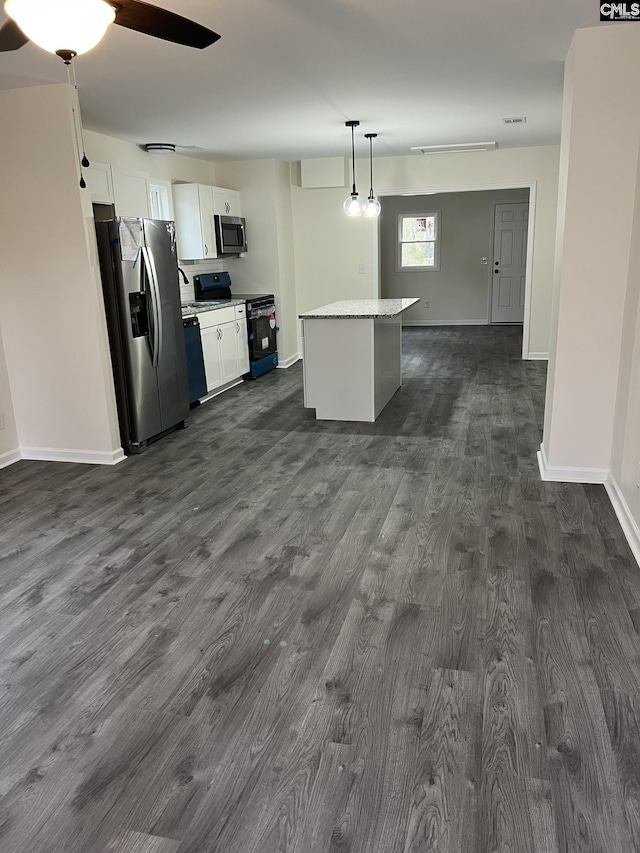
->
<box><xmin>375</xmin><ymin>182</ymin><xmax>536</xmax><ymax>360</ymax></box>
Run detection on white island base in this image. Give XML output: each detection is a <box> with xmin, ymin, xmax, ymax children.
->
<box><xmin>300</xmin><ymin>299</ymin><xmax>419</xmax><ymax>422</ymax></box>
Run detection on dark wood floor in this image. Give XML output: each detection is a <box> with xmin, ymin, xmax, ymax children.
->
<box><xmin>1</xmin><ymin>325</ymin><xmax>640</xmax><ymax>852</ymax></box>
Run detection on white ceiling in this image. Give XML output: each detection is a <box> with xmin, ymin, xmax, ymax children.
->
<box><xmin>0</xmin><ymin>0</ymin><xmax>602</xmax><ymax>162</ymax></box>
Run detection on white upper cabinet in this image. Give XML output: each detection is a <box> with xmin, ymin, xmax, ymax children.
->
<box><xmin>213</xmin><ymin>187</ymin><xmax>242</xmax><ymax>217</ymax></box>
<box><xmin>85</xmin><ymin>163</ymin><xmax>151</xmax><ymax>221</ymax></box>
<box><xmin>84</xmin><ymin>161</ymin><xmax>114</xmax><ymax>205</ymax></box>
<box><xmin>172</xmin><ymin>183</ymin><xmax>217</xmax><ymax>261</ymax></box>
<box><xmin>112</xmin><ymin>170</ymin><xmax>151</xmax><ymax>219</ymax></box>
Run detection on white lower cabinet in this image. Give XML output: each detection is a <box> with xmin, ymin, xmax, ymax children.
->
<box><xmin>236</xmin><ymin>315</ymin><xmax>250</xmax><ymax>375</ymax></box>
<box><xmin>200</xmin><ymin>324</ymin><xmax>224</xmax><ymax>392</ymax></box>
<box><xmin>196</xmin><ymin>304</ymin><xmax>248</xmax><ymax>395</ymax></box>
<box><xmin>218</xmin><ymin>321</ymin><xmax>239</xmax><ymax>384</ymax></box>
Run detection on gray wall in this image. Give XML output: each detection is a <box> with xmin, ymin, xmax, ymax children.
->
<box><xmin>380</xmin><ymin>188</ymin><xmax>529</xmax><ymax>324</ymax></box>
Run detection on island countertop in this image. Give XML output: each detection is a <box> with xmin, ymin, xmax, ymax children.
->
<box><xmin>299</xmin><ymin>298</ymin><xmax>419</xmax><ymax>319</ymax></box>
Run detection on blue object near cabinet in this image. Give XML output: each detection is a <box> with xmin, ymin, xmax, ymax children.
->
<box><xmin>182</xmin><ymin>317</ymin><xmax>207</xmax><ymax>403</ymax></box>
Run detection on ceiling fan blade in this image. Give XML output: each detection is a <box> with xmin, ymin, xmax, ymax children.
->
<box><xmin>0</xmin><ymin>18</ymin><xmax>29</xmax><ymax>52</ymax></box>
<box><xmin>112</xmin><ymin>0</ymin><xmax>220</xmax><ymax>49</ymax></box>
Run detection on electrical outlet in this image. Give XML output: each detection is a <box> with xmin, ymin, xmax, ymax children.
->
<box><xmin>0</xmin><ymin>412</ymin><xmax>5</xmax><ymax>430</ymax></box>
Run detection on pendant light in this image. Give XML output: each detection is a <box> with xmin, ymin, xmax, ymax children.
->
<box><xmin>4</xmin><ymin>0</ymin><xmax>115</xmax><ymax>58</ymax></box>
<box><xmin>343</xmin><ymin>120</ymin><xmax>365</xmax><ymax>217</ymax></box>
<box><xmin>364</xmin><ymin>133</ymin><xmax>381</xmax><ymax>218</ymax></box>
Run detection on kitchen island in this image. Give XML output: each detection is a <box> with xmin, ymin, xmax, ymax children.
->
<box><xmin>299</xmin><ymin>298</ymin><xmax>419</xmax><ymax>422</ymax></box>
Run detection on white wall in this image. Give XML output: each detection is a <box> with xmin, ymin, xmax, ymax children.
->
<box><xmin>611</xmin><ymin>152</ymin><xmax>640</xmax><ymax>522</ymax></box>
<box><xmin>0</xmin><ymin>84</ymin><xmax>122</xmax><ymax>465</ymax></box>
<box><xmin>542</xmin><ymin>26</ymin><xmax>640</xmax><ymax>479</ymax></box>
<box><xmin>214</xmin><ymin>159</ymin><xmax>299</xmax><ymax>364</ymax></box>
<box><xmin>380</xmin><ymin>189</ymin><xmax>529</xmax><ymax>325</ymax></box>
<box><xmin>0</xmin><ymin>325</ymin><xmax>19</xmax><ymax>467</ymax></box>
<box><xmin>84</xmin><ymin>131</ymin><xmax>216</xmax><ymax>185</ymax></box>
<box><xmin>291</xmin><ymin>145</ymin><xmax>559</xmax><ymax>357</ymax></box>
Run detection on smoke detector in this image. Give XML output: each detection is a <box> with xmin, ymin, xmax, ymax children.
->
<box><xmin>144</xmin><ymin>143</ymin><xmax>176</xmax><ymax>155</ymax></box>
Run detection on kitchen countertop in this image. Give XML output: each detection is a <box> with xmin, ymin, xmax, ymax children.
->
<box><xmin>299</xmin><ymin>298</ymin><xmax>420</xmax><ymax>319</ymax></box>
<box><xmin>181</xmin><ymin>299</ymin><xmax>246</xmax><ymax>318</ymax></box>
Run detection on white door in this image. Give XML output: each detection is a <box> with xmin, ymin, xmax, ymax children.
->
<box><xmin>491</xmin><ymin>202</ymin><xmax>528</xmax><ymax>323</ymax></box>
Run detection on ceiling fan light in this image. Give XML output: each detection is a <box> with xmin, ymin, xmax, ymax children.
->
<box><xmin>4</xmin><ymin>0</ymin><xmax>115</xmax><ymax>56</ymax></box>
<box><xmin>343</xmin><ymin>193</ymin><xmax>365</xmax><ymax>217</ymax></box>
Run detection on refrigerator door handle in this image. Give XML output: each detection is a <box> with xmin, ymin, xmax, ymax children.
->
<box><xmin>147</xmin><ymin>246</ymin><xmax>164</xmax><ymax>368</ymax></box>
<box><xmin>141</xmin><ymin>246</ymin><xmax>161</xmax><ymax>369</ymax></box>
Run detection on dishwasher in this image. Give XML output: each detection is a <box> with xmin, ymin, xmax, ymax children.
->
<box><xmin>182</xmin><ymin>316</ymin><xmax>207</xmax><ymax>404</ymax></box>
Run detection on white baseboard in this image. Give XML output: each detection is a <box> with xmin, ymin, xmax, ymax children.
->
<box><xmin>536</xmin><ymin>444</ymin><xmax>608</xmax><ymax>484</ymax></box>
<box><xmin>537</xmin><ymin>445</ymin><xmax>640</xmax><ymax>568</ymax></box>
<box><xmin>526</xmin><ymin>352</ymin><xmax>549</xmax><ymax>361</ymax></box>
<box><xmin>277</xmin><ymin>353</ymin><xmax>302</xmax><ymax>369</ymax></box>
<box><xmin>402</xmin><ymin>320</ymin><xmax>489</xmax><ymax>327</ymax></box>
<box><xmin>20</xmin><ymin>446</ymin><xmax>126</xmax><ymax>466</ymax></box>
<box><xmin>605</xmin><ymin>474</ymin><xmax>640</xmax><ymax>569</ymax></box>
<box><xmin>0</xmin><ymin>448</ymin><xmax>21</xmax><ymax>469</ymax></box>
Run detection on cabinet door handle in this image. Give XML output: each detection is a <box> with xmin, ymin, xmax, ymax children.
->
<box><xmin>204</xmin><ymin>244</ymin><xmax>208</xmax><ymax>256</ymax></box>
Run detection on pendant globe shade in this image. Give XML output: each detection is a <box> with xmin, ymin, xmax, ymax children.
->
<box><xmin>4</xmin><ymin>0</ymin><xmax>115</xmax><ymax>56</ymax></box>
<box><xmin>343</xmin><ymin>120</ymin><xmax>365</xmax><ymax>217</ymax></box>
<box><xmin>344</xmin><ymin>192</ymin><xmax>365</xmax><ymax>217</ymax></box>
<box><xmin>364</xmin><ymin>196</ymin><xmax>381</xmax><ymax>217</ymax></box>
<box><xmin>363</xmin><ymin>133</ymin><xmax>381</xmax><ymax>218</ymax></box>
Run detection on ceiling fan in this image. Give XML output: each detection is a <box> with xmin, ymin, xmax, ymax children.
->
<box><xmin>0</xmin><ymin>0</ymin><xmax>220</xmax><ymax>62</ymax></box>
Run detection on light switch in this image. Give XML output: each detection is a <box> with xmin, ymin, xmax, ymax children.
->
<box><xmin>358</xmin><ymin>264</ymin><xmax>365</xmax><ymax>274</ymax></box>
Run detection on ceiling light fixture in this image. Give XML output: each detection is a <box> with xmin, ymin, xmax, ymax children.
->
<box><xmin>343</xmin><ymin>120</ymin><xmax>365</xmax><ymax>217</ymax></box>
<box><xmin>410</xmin><ymin>142</ymin><xmax>497</xmax><ymax>154</ymax></box>
<box><xmin>145</xmin><ymin>143</ymin><xmax>176</xmax><ymax>155</ymax></box>
<box><xmin>363</xmin><ymin>133</ymin><xmax>381</xmax><ymax>218</ymax></box>
<box><xmin>4</xmin><ymin>0</ymin><xmax>115</xmax><ymax>60</ymax></box>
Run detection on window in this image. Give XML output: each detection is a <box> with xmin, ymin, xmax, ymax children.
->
<box><xmin>149</xmin><ymin>180</ymin><xmax>174</xmax><ymax>220</ymax></box>
<box><xmin>397</xmin><ymin>212</ymin><xmax>440</xmax><ymax>271</ymax></box>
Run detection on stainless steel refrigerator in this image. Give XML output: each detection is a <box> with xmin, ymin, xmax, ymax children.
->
<box><xmin>95</xmin><ymin>217</ymin><xmax>189</xmax><ymax>454</ymax></box>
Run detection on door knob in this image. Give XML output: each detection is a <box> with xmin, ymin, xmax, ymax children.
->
<box><xmin>494</xmin><ymin>269</ymin><xmax>499</xmax><ymax>274</ymax></box>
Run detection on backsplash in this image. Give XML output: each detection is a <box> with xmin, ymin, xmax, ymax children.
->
<box><xmin>177</xmin><ymin>258</ymin><xmax>225</xmax><ymax>304</ymax></box>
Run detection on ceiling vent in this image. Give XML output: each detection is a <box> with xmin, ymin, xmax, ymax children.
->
<box><xmin>144</xmin><ymin>143</ymin><xmax>176</xmax><ymax>154</ymax></box>
<box><xmin>502</xmin><ymin>116</ymin><xmax>526</xmax><ymax>124</ymax></box>
<box><xmin>410</xmin><ymin>142</ymin><xmax>497</xmax><ymax>155</ymax></box>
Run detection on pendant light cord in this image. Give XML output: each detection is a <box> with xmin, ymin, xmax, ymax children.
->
<box><xmin>350</xmin><ymin>123</ymin><xmax>357</xmax><ymax>195</ymax></box>
<box><xmin>365</xmin><ymin>132</ymin><xmax>377</xmax><ymax>199</ymax></box>
<box><xmin>345</xmin><ymin>120</ymin><xmax>360</xmax><ymax>195</ymax></box>
<box><xmin>66</xmin><ymin>59</ymin><xmax>91</xmax><ymax>187</ymax></box>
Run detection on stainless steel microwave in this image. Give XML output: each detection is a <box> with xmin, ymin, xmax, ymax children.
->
<box><xmin>214</xmin><ymin>215</ymin><xmax>247</xmax><ymax>255</ymax></box>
